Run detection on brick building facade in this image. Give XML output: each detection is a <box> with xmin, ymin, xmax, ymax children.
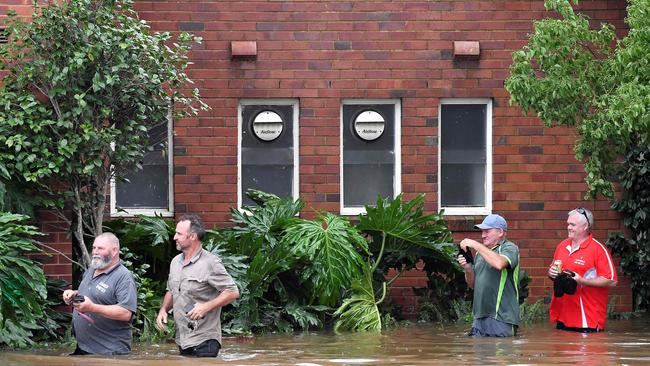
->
<box><xmin>3</xmin><ymin>0</ymin><xmax>633</xmax><ymax>314</ymax></box>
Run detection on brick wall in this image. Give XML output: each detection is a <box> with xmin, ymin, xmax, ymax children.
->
<box><xmin>2</xmin><ymin>1</ymin><xmax>632</xmax><ymax>314</ymax></box>
<box><xmin>132</xmin><ymin>0</ymin><xmax>632</xmax><ymax>314</ymax></box>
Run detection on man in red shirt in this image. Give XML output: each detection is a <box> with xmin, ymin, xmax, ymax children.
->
<box><xmin>548</xmin><ymin>207</ymin><xmax>618</xmax><ymax>332</ymax></box>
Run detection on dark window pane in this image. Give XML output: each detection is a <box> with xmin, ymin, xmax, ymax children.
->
<box><xmin>241</xmin><ymin>165</ymin><xmax>293</xmax><ymax>206</ymax></box>
<box><xmin>240</xmin><ymin>105</ymin><xmax>295</xmax><ymax>206</ymax></box>
<box><xmin>441</xmin><ymin>104</ymin><xmax>486</xmax><ymax>207</ymax></box>
<box><xmin>116</xmin><ymin>121</ymin><xmax>170</xmax><ymax>210</ymax></box>
<box><xmin>342</xmin><ymin>104</ymin><xmax>395</xmax><ymax>208</ymax></box>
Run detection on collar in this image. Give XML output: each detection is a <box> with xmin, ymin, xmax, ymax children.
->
<box><xmin>490</xmin><ymin>238</ymin><xmax>507</xmax><ymax>251</ymax></box>
<box><xmin>179</xmin><ymin>247</ymin><xmax>204</xmax><ymax>265</ymax></box>
<box><xmin>565</xmin><ymin>234</ymin><xmax>593</xmax><ymax>254</ymax></box>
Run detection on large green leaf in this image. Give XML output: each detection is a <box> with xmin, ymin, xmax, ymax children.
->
<box><xmin>282</xmin><ymin>213</ymin><xmax>368</xmax><ymax>306</ymax></box>
<box><xmin>333</xmin><ymin>265</ymin><xmax>384</xmax><ymax>333</ymax></box>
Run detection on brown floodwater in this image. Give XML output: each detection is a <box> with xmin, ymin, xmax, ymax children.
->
<box><xmin>2</xmin><ymin>318</ymin><xmax>650</xmax><ymax>365</ymax></box>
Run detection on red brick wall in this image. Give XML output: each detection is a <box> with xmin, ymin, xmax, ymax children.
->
<box><xmin>2</xmin><ymin>1</ymin><xmax>632</xmax><ymax>313</ymax></box>
<box><xmin>133</xmin><ymin>0</ymin><xmax>632</xmax><ymax>314</ymax></box>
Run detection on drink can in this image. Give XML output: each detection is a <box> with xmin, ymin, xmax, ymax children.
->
<box><xmin>553</xmin><ymin>260</ymin><xmax>562</xmax><ymax>272</ymax></box>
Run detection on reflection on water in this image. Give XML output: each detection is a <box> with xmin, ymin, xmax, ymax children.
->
<box><xmin>3</xmin><ymin>318</ymin><xmax>650</xmax><ymax>365</ymax></box>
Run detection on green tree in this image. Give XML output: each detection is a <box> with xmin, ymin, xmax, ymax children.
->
<box><xmin>0</xmin><ymin>0</ymin><xmax>207</xmax><ymax>268</ymax></box>
<box><xmin>505</xmin><ymin>0</ymin><xmax>650</xmax><ymax>199</ymax></box>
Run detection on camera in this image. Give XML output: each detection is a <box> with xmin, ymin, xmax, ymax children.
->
<box><xmin>73</xmin><ymin>294</ymin><xmax>85</xmax><ymax>303</ymax></box>
<box><xmin>458</xmin><ymin>246</ymin><xmax>474</xmax><ymax>264</ymax></box>
<box><xmin>553</xmin><ymin>270</ymin><xmax>577</xmax><ymax>297</ymax></box>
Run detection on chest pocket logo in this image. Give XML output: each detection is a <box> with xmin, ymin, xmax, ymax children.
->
<box><xmin>574</xmin><ymin>258</ymin><xmax>586</xmax><ymax>266</ymax></box>
<box><xmin>96</xmin><ymin>281</ymin><xmax>109</xmax><ymax>293</ymax></box>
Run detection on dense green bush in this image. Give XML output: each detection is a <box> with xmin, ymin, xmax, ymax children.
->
<box><xmin>607</xmin><ymin>144</ymin><xmax>650</xmax><ymax>311</ymax></box>
<box><xmin>101</xmin><ymin>191</ymin><xmax>458</xmax><ymax>336</ymax></box>
<box><xmin>0</xmin><ymin>213</ymin><xmax>63</xmax><ymax>348</ymax></box>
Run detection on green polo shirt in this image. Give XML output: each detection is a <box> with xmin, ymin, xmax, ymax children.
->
<box><xmin>472</xmin><ymin>239</ymin><xmax>520</xmax><ymax>326</ymax></box>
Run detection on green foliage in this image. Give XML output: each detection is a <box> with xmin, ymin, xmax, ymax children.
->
<box><xmin>0</xmin><ymin>0</ymin><xmax>207</xmax><ymax>268</ymax></box>
<box><xmin>0</xmin><ymin>213</ymin><xmax>50</xmax><ymax>347</ymax></box>
<box><xmin>359</xmin><ymin>194</ymin><xmax>454</xmax><ymax>274</ymax></box>
<box><xmin>607</xmin><ymin>144</ymin><xmax>650</xmax><ymax>310</ymax></box>
<box><xmin>282</xmin><ymin>213</ymin><xmax>368</xmax><ymax>306</ymax></box>
<box><xmin>334</xmin><ymin>194</ymin><xmax>455</xmax><ymax>332</ymax></box>
<box><xmin>505</xmin><ymin>0</ymin><xmax>650</xmax><ymax>198</ymax></box>
<box><xmin>333</xmin><ymin>266</ymin><xmax>385</xmax><ymax>333</ymax></box>
<box><xmin>104</xmin><ymin>215</ymin><xmax>175</xmax><ymax>282</ymax></box>
<box><xmin>519</xmin><ymin>299</ymin><xmax>550</xmax><ymax>324</ymax></box>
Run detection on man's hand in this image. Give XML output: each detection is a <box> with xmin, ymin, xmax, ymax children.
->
<box><xmin>457</xmin><ymin>254</ymin><xmax>471</xmax><ymax>270</ymax></box>
<box><xmin>155</xmin><ymin>309</ymin><xmax>168</xmax><ymax>331</ymax></box>
<box><xmin>460</xmin><ymin>238</ymin><xmax>480</xmax><ymax>251</ymax></box>
<box><xmin>548</xmin><ymin>264</ymin><xmax>560</xmax><ymax>279</ymax></box>
<box><xmin>72</xmin><ymin>296</ymin><xmax>95</xmax><ymax>313</ymax></box>
<box><xmin>62</xmin><ymin>289</ymin><xmax>77</xmax><ymax>305</ymax></box>
<box><xmin>187</xmin><ymin>302</ymin><xmax>211</xmax><ymax>321</ymax></box>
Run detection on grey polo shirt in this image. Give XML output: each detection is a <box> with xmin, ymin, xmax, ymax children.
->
<box><xmin>73</xmin><ymin>261</ymin><xmax>137</xmax><ymax>355</ymax></box>
<box><xmin>167</xmin><ymin>248</ymin><xmax>238</xmax><ymax>349</ymax></box>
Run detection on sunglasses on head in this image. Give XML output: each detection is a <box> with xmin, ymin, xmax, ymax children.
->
<box><xmin>575</xmin><ymin>207</ymin><xmax>590</xmax><ymax>227</ymax></box>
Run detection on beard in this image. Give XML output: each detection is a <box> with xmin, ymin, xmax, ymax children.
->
<box><xmin>91</xmin><ymin>254</ymin><xmax>112</xmax><ymax>269</ymax></box>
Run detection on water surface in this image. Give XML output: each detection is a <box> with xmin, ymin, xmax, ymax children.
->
<box><xmin>3</xmin><ymin>318</ymin><xmax>650</xmax><ymax>365</ymax></box>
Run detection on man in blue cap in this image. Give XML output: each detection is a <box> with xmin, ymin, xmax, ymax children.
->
<box><xmin>457</xmin><ymin>214</ymin><xmax>520</xmax><ymax>337</ymax></box>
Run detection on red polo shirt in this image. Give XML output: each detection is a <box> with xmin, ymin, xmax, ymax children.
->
<box><xmin>549</xmin><ymin>234</ymin><xmax>617</xmax><ymax>330</ymax></box>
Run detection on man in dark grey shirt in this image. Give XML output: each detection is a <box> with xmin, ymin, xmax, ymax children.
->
<box><xmin>63</xmin><ymin>233</ymin><xmax>137</xmax><ymax>355</ymax></box>
<box><xmin>156</xmin><ymin>214</ymin><xmax>239</xmax><ymax>357</ymax></box>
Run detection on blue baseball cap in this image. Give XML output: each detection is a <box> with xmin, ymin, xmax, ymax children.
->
<box><xmin>474</xmin><ymin>214</ymin><xmax>508</xmax><ymax>231</ymax></box>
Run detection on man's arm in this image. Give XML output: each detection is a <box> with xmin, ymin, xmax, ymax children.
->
<box><xmin>461</xmin><ymin>238</ymin><xmax>509</xmax><ymax>270</ymax></box>
<box><xmin>73</xmin><ymin>297</ymin><xmax>133</xmax><ymax>322</ymax></box>
<box><xmin>187</xmin><ymin>289</ymin><xmax>240</xmax><ymax>321</ymax></box>
<box><xmin>572</xmin><ymin>273</ymin><xmax>617</xmax><ymax>288</ymax></box>
<box><xmin>155</xmin><ymin>291</ymin><xmax>173</xmax><ymax>331</ymax></box>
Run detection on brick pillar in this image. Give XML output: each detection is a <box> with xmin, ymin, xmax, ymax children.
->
<box><xmin>35</xmin><ymin>210</ymin><xmax>73</xmax><ymax>283</ymax></box>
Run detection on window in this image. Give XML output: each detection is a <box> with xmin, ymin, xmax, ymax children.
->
<box><xmin>111</xmin><ymin>112</ymin><xmax>174</xmax><ymax>216</ymax></box>
<box><xmin>238</xmin><ymin>100</ymin><xmax>299</xmax><ymax>208</ymax></box>
<box><xmin>438</xmin><ymin>98</ymin><xmax>492</xmax><ymax>215</ymax></box>
<box><xmin>341</xmin><ymin>100</ymin><xmax>401</xmax><ymax>215</ymax></box>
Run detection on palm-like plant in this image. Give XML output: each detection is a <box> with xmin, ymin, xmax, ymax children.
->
<box><xmin>282</xmin><ymin>212</ymin><xmax>369</xmax><ymax>306</ymax></box>
<box><xmin>334</xmin><ymin>194</ymin><xmax>454</xmax><ymax>332</ymax></box>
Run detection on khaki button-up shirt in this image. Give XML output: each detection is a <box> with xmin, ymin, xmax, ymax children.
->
<box><xmin>168</xmin><ymin>248</ymin><xmax>237</xmax><ymax>348</ymax></box>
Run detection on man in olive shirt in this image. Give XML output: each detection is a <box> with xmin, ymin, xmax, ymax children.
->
<box><xmin>156</xmin><ymin>214</ymin><xmax>239</xmax><ymax>357</ymax></box>
<box><xmin>457</xmin><ymin>214</ymin><xmax>520</xmax><ymax>337</ymax></box>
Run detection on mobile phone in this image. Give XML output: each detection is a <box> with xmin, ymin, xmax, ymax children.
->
<box><xmin>73</xmin><ymin>294</ymin><xmax>85</xmax><ymax>303</ymax></box>
<box><xmin>183</xmin><ymin>303</ymin><xmax>195</xmax><ymax>314</ymax></box>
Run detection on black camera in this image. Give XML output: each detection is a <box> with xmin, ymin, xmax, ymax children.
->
<box><xmin>553</xmin><ymin>270</ymin><xmax>577</xmax><ymax>297</ymax></box>
<box><xmin>458</xmin><ymin>246</ymin><xmax>474</xmax><ymax>264</ymax></box>
<box><xmin>73</xmin><ymin>294</ymin><xmax>85</xmax><ymax>303</ymax></box>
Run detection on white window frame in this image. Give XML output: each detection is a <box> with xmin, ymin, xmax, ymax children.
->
<box><xmin>438</xmin><ymin>98</ymin><xmax>492</xmax><ymax>216</ymax></box>
<box><xmin>237</xmin><ymin>99</ymin><xmax>300</xmax><ymax>210</ymax></box>
<box><xmin>340</xmin><ymin>99</ymin><xmax>402</xmax><ymax>216</ymax></box>
<box><xmin>110</xmin><ymin>111</ymin><xmax>174</xmax><ymax>217</ymax></box>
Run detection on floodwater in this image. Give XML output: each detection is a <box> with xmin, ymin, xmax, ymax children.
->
<box><xmin>2</xmin><ymin>318</ymin><xmax>650</xmax><ymax>366</ymax></box>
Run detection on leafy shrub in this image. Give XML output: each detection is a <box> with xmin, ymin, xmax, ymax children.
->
<box><xmin>608</xmin><ymin>144</ymin><xmax>650</xmax><ymax>311</ymax></box>
<box><xmin>0</xmin><ymin>213</ymin><xmax>57</xmax><ymax>347</ymax></box>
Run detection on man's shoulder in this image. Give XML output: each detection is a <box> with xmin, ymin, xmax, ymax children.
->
<box><xmin>502</xmin><ymin>239</ymin><xmax>519</xmax><ymax>250</ymax></box>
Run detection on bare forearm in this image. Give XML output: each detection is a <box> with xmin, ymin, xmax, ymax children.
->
<box><xmin>464</xmin><ymin>268</ymin><xmax>475</xmax><ymax>288</ymax></box>
<box><xmin>159</xmin><ymin>291</ymin><xmax>173</xmax><ymax>312</ymax></box>
<box><xmin>88</xmin><ymin>303</ymin><xmax>132</xmax><ymax>322</ymax></box>
<box><xmin>474</xmin><ymin>245</ymin><xmax>508</xmax><ymax>270</ymax></box>
<box><xmin>206</xmin><ymin>289</ymin><xmax>239</xmax><ymax>313</ymax></box>
<box><xmin>578</xmin><ymin>276</ymin><xmax>617</xmax><ymax>288</ymax></box>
